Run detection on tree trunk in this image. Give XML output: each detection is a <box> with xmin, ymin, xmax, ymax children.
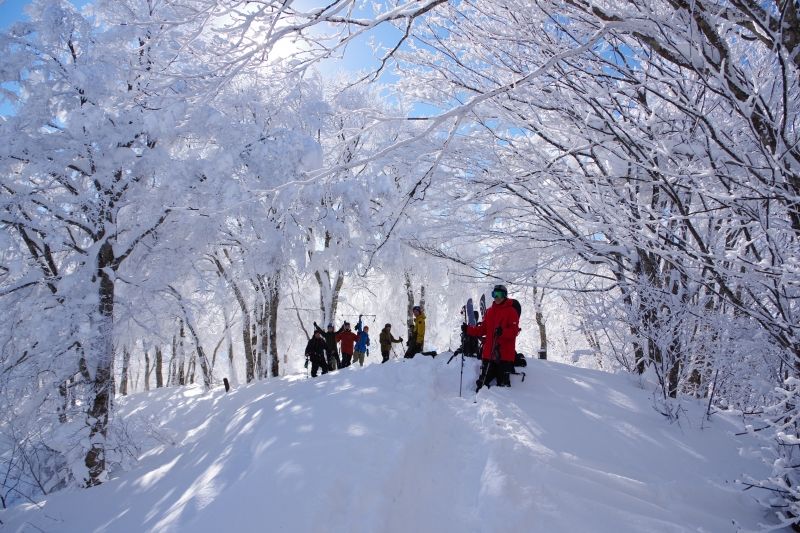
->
<box><xmin>315</xmin><ymin>269</ymin><xmax>344</xmax><ymax>326</ymax></box>
<box><xmin>168</xmin><ymin>285</ymin><xmax>214</xmax><ymax>389</ymax></box>
<box><xmin>253</xmin><ymin>318</ymin><xmax>262</xmax><ymax>379</ymax></box>
<box><xmin>404</xmin><ymin>271</ymin><xmax>426</xmax><ymax>347</ymax></box>
<box><xmin>405</xmin><ymin>272</ymin><xmax>415</xmax><ymax>341</ymax></box>
<box><xmin>268</xmin><ymin>271</ymin><xmax>281</xmax><ymax>377</ymax></box>
<box><xmin>143</xmin><ymin>346</ymin><xmax>151</xmax><ymax>392</ymax></box>
<box><xmin>212</xmin><ymin>253</ymin><xmax>255</xmax><ymax>382</ymax></box>
<box><xmin>312</xmin><ymin>231</ymin><xmax>344</xmax><ymax>326</ymax></box>
<box><xmin>533</xmin><ymin>286</ymin><xmax>547</xmax><ymax>360</ymax></box>
<box><xmin>119</xmin><ymin>344</ymin><xmax>130</xmax><ymax>396</ymax></box>
<box><xmin>178</xmin><ymin>319</ymin><xmax>186</xmax><ymax>386</ymax></box>
<box><xmin>221</xmin><ymin>305</ymin><xmax>237</xmax><ymax>385</ymax></box>
<box><xmin>169</xmin><ymin>333</ymin><xmax>177</xmax><ymax>386</ymax></box>
<box><xmin>183</xmin><ymin>332</ymin><xmax>208</xmax><ymax>389</ymax></box>
<box><xmin>155</xmin><ymin>346</ymin><xmax>163</xmax><ymax>388</ymax></box>
<box><xmin>58</xmin><ymin>379</ymin><xmax>68</xmax><ymax>424</ymax></box>
<box><xmin>187</xmin><ymin>351</ymin><xmax>196</xmax><ymax>385</ymax></box>
<box><xmin>84</xmin><ymin>242</ymin><xmax>115</xmax><ymax>487</ymax></box>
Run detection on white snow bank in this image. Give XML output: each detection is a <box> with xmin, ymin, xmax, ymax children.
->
<box><xmin>1</xmin><ymin>356</ymin><xmax>778</xmax><ymax>532</ymax></box>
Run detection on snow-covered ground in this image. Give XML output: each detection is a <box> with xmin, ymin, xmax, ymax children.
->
<box><xmin>2</xmin><ymin>355</ymin><xmax>777</xmax><ymax>532</ymax></box>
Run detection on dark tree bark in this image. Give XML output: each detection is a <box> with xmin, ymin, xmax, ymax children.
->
<box><xmin>84</xmin><ymin>241</ymin><xmax>116</xmax><ymax>487</ymax></box>
<box><xmin>177</xmin><ymin>319</ymin><xmax>186</xmax><ymax>386</ymax></box>
<box><xmin>169</xmin><ymin>333</ymin><xmax>177</xmax><ymax>386</ymax></box>
<box><xmin>143</xmin><ymin>346</ymin><xmax>151</xmax><ymax>392</ymax></box>
<box><xmin>155</xmin><ymin>346</ymin><xmax>163</xmax><ymax>388</ymax></box>
<box><xmin>268</xmin><ymin>271</ymin><xmax>281</xmax><ymax>378</ymax></box>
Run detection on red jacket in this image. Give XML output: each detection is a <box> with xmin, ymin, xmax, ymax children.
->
<box><xmin>336</xmin><ymin>330</ymin><xmax>359</xmax><ymax>354</ymax></box>
<box><xmin>466</xmin><ymin>298</ymin><xmax>520</xmax><ymax>362</ymax></box>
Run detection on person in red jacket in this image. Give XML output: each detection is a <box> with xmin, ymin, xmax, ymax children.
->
<box><xmin>463</xmin><ymin>284</ymin><xmax>521</xmax><ymax>389</ymax></box>
<box><xmin>336</xmin><ymin>322</ymin><xmax>359</xmax><ymax>368</ymax></box>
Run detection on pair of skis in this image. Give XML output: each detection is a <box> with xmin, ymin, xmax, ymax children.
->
<box><xmin>469</xmin><ymin>294</ymin><xmax>486</xmax><ymax>326</ymax></box>
<box><xmin>450</xmin><ymin>296</ymin><xmax>484</xmax><ymax>398</ymax></box>
<box><xmin>446</xmin><ymin>296</ymin><xmax>481</xmax><ymax>397</ymax></box>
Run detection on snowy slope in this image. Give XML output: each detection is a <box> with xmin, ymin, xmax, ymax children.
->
<box><xmin>2</xmin><ymin>356</ymin><xmax>776</xmax><ymax>532</ymax></box>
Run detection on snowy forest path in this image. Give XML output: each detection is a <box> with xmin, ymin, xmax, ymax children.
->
<box><xmin>0</xmin><ymin>354</ymin><xmax>775</xmax><ymax>532</ymax></box>
<box><xmin>375</xmin><ymin>360</ymin><xmax>488</xmax><ymax>532</ymax></box>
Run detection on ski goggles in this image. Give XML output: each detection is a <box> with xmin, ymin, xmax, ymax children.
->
<box><xmin>491</xmin><ymin>289</ymin><xmax>506</xmax><ymax>298</ymax></box>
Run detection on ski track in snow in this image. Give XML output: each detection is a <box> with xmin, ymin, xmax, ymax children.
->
<box><xmin>0</xmin><ymin>356</ymin><xmax>781</xmax><ymax>532</ymax></box>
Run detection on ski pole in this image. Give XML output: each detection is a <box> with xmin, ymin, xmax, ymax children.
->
<box><xmin>459</xmin><ymin>352</ymin><xmax>465</xmax><ymax>397</ymax></box>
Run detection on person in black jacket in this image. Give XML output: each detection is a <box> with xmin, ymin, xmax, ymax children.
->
<box><xmin>314</xmin><ymin>321</ymin><xmax>342</xmax><ymax>370</ymax></box>
<box><xmin>305</xmin><ymin>330</ymin><xmax>329</xmax><ymax>378</ymax></box>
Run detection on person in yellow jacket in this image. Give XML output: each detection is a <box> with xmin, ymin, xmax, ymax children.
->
<box><xmin>404</xmin><ymin>306</ymin><xmax>426</xmax><ymax>358</ymax></box>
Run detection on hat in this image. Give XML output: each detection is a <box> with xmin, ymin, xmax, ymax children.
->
<box><xmin>412</xmin><ymin>305</ymin><xmax>421</xmax><ymax>312</ymax></box>
<box><xmin>385</xmin><ymin>323</ymin><xmax>391</xmax><ymax>328</ymax></box>
<box><xmin>492</xmin><ymin>285</ymin><xmax>508</xmax><ymax>298</ymax></box>
<box><xmin>327</xmin><ymin>323</ymin><xmax>333</xmax><ymax>329</ymax></box>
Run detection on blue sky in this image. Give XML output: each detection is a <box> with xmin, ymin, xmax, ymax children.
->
<box><xmin>1</xmin><ymin>0</ymin><xmax>92</xmax><ymax>28</ymax></box>
<box><xmin>0</xmin><ymin>0</ymin><xmax>32</xmax><ymax>29</ymax></box>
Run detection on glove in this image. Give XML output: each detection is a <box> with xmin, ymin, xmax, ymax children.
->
<box><xmin>495</xmin><ymin>326</ymin><xmax>502</xmax><ymax>337</ymax></box>
<box><xmin>461</xmin><ymin>324</ymin><xmax>468</xmax><ymax>333</ymax></box>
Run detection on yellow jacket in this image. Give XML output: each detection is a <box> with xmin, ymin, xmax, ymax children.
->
<box><xmin>414</xmin><ymin>313</ymin><xmax>426</xmax><ymax>345</ymax></box>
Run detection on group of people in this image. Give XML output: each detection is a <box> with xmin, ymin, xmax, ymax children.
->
<box><xmin>304</xmin><ymin>306</ymin><xmax>428</xmax><ymax>377</ymax></box>
<box><xmin>304</xmin><ymin>285</ymin><xmax>522</xmax><ymax>392</ymax></box>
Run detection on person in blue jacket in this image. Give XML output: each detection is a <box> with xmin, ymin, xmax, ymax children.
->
<box><xmin>353</xmin><ymin>316</ymin><xmax>370</xmax><ymax>367</ymax></box>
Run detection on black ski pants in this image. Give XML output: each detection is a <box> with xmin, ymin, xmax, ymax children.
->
<box><xmin>476</xmin><ymin>360</ymin><xmax>512</xmax><ymax>390</ymax></box>
<box><xmin>310</xmin><ymin>354</ymin><xmax>329</xmax><ymax>377</ymax></box>
<box><xmin>404</xmin><ymin>340</ymin><xmax>421</xmax><ymax>359</ymax></box>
